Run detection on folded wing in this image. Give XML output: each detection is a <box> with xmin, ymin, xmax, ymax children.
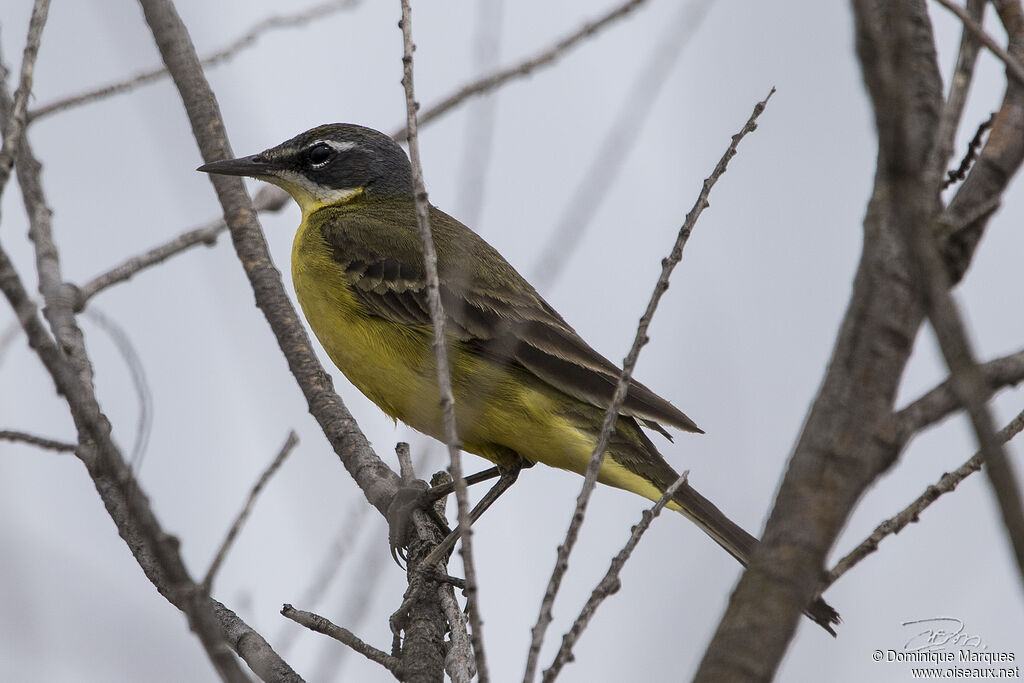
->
<box><xmin>319</xmin><ymin>203</ymin><xmax>701</xmax><ymax>437</ymax></box>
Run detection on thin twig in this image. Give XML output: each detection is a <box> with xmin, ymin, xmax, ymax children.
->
<box><xmin>827</xmin><ymin>408</ymin><xmax>1024</xmax><ymax>586</ymax></box>
<box><xmin>76</xmin><ymin>185</ymin><xmax>288</xmax><ymax>308</ymax></box>
<box><xmin>29</xmin><ymin>0</ymin><xmax>363</xmax><ymax>122</ymax></box>
<box><xmin>398</xmin><ymin>3</ymin><xmax>489</xmax><ymax>680</ymax></box>
<box><xmin>523</xmin><ymin>88</ymin><xmax>776</xmax><ymax>683</ymax></box>
<box><xmin>0</xmin><ymin>429</ymin><xmax>76</xmax><ymax>452</ymax></box>
<box><xmin>542</xmin><ymin>472</ymin><xmax>689</xmax><ymax>682</ymax></box>
<box><xmin>933</xmin><ymin>0</ymin><xmax>1024</xmax><ymax>85</ymax></box>
<box><xmin>531</xmin><ymin>0</ymin><xmax>714</xmax><ymax>288</ymax></box>
<box><xmin>308</xmin><ymin>539</ymin><xmax>390</xmax><ymax>680</ymax></box>
<box><xmin>0</xmin><ymin>0</ymin><xmax>50</xmax><ymax>201</ymax></box>
<box><xmin>276</xmin><ymin>500</ymin><xmax>370</xmax><ymax>656</ymax></box>
<box><xmin>282</xmin><ymin>604</ymin><xmax>402</xmax><ymax>676</ymax></box>
<box><xmin>943</xmin><ymin>113</ymin><xmax>995</xmax><ymax>189</ymax></box>
<box><xmin>393</xmin><ymin>0</ymin><xmax>651</xmax><ymax>142</ymax></box>
<box><xmin>928</xmin><ymin>0</ymin><xmax>987</xmax><ymax>186</ymax></box>
<box><xmin>82</xmin><ymin>308</ymin><xmax>153</xmax><ymax>467</ymax></box>
<box><xmin>203</xmin><ymin>431</ymin><xmax>299</xmax><ymax>591</ymax></box>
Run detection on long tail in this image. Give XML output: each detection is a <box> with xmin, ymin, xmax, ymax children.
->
<box><xmin>672</xmin><ymin>481</ymin><xmax>841</xmax><ymax>636</ymax></box>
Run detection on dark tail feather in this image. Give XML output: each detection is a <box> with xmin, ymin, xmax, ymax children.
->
<box><xmin>672</xmin><ymin>481</ymin><xmax>841</xmax><ymax>636</ymax></box>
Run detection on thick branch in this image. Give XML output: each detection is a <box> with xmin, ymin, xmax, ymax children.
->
<box><xmin>695</xmin><ymin>4</ymin><xmax>945</xmax><ymax>679</ymax></box>
<box><xmin>136</xmin><ymin>0</ymin><xmax>401</xmax><ymax>519</ymax></box>
<box><xmin>0</xmin><ymin>247</ymin><xmax>279</xmax><ymax>682</ymax></box>
<box><xmin>939</xmin><ymin>1</ymin><xmax>1024</xmax><ymax>286</ymax></box>
<box><xmin>2</xmin><ymin>57</ymin><xmax>258</xmax><ymax>679</ymax></box>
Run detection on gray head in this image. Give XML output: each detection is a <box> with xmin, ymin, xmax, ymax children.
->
<box><xmin>198</xmin><ymin>123</ymin><xmax>413</xmax><ymax>213</ymax></box>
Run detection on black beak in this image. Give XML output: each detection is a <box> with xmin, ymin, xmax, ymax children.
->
<box><xmin>197</xmin><ymin>154</ymin><xmax>274</xmax><ymax>178</ymax></box>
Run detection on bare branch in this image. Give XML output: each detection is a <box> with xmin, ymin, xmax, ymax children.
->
<box><xmin>137</xmin><ymin>0</ymin><xmax>401</xmax><ymax>520</ymax></box>
<box><xmin>937</xmin><ymin>1</ymin><xmax>1024</xmax><ymax>286</ymax></box>
<box><xmin>439</xmin><ymin>584</ymin><xmax>476</xmax><ymax>683</ymax></box>
<box><xmin>693</xmin><ymin>4</ymin><xmax>1004</xmax><ymax>678</ymax></box>
<box><xmin>390</xmin><ymin>471</ymin><xmax>452</xmax><ymax>681</ymax></box>
<box><xmin>281</xmin><ymin>604</ymin><xmax>402</xmax><ymax>676</ymax></box>
<box><xmin>3</xmin><ymin>56</ymin><xmax>262</xmax><ymax>679</ymax></box>
<box><xmin>0</xmin><ymin>241</ymin><xmax>264</xmax><ymax>682</ymax></box>
<box><xmin>898</xmin><ymin>176</ymin><xmax>1024</xmax><ymax>583</ymax></box>
<box><xmin>29</xmin><ymin>0</ymin><xmax>363</xmax><ymax>122</ymax></box>
<box><xmin>275</xmin><ymin>501</ymin><xmax>370</xmax><ymax>656</ymax></box>
<box><xmin>928</xmin><ymin>0</ymin><xmax>986</xmax><ymax>184</ymax></box>
<box><xmin>933</xmin><ymin>0</ymin><xmax>1024</xmax><ymax>85</ymax></box>
<box><xmin>827</xmin><ymin>408</ymin><xmax>1024</xmax><ymax>586</ymax></box>
<box><xmin>76</xmin><ymin>185</ymin><xmax>288</xmax><ymax>308</ymax></box>
<box><xmin>308</xmin><ymin>537</ymin><xmax>389</xmax><ymax>680</ymax></box>
<box><xmin>0</xmin><ymin>429</ymin><xmax>76</xmax><ymax>452</ymax></box>
<box><xmin>396</xmin><ymin>441</ymin><xmax>416</xmax><ymax>482</ymax></box>
<box><xmin>895</xmin><ymin>5</ymin><xmax>1024</xmax><ymax>588</ymax></box>
<box><xmin>524</xmin><ymin>88</ymin><xmax>775</xmax><ymax>683</ymax></box>
<box><xmin>204</xmin><ymin>431</ymin><xmax>300</xmax><ymax>591</ymax></box>
<box><xmin>542</xmin><ymin>472</ymin><xmax>689</xmax><ymax>682</ymax></box>
<box><xmin>942</xmin><ymin>112</ymin><xmax>994</xmax><ymax>189</ymax></box>
<box><xmin>398</xmin><ymin>2</ymin><xmax>489</xmax><ymax>679</ymax></box>
<box><xmin>0</xmin><ymin>0</ymin><xmax>50</xmax><ymax>201</ymax></box>
<box><xmin>2</xmin><ymin>91</ymin><xmax>95</xmax><ymax>399</ymax></box>
<box><xmin>894</xmin><ymin>347</ymin><xmax>1024</xmax><ymax>443</ymax></box>
<box><xmin>393</xmin><ymin>0</ymin><xmax>651</xmax><ymax>142</ymax></box>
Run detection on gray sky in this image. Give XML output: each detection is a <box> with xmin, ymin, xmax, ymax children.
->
<box><xmin>1</xmin><ymin>1</ymin><xmax>1022</xmax><ymax>681</ymax></box>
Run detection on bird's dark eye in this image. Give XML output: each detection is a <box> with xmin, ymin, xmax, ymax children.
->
<box><xmin>307</xmin><ymin>143</ymin><xmax>334</xmax><ymax>167</ymax></box>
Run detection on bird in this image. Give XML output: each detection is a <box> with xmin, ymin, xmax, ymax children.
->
<box><xmin>198</xmin><ymin>123</ymin><xmax>839</xmax><ymax>634</ymax></box>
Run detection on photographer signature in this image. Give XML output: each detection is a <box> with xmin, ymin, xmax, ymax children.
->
<box><xmin>903</xmin><ymin>617</ymin><xmax>984</xmax><ymax>651</ymax></box>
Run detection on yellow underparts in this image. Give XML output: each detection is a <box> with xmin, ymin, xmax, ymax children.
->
<box><xmin>291</xmin><ymin>203</ymin><xmax>674</xmax><ymax>508</ymax></box>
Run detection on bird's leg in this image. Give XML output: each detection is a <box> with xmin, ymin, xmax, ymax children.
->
<box><xmin>418</xmin><ymin>463</ymin><xmax>525</xmax><ymax>569</ymax></box>
<box><xmin>387</xmin><ymin>464</ymin><xmax>525</xmax><ymax>567</ymax></box>
<box><xmin>421</xmin><ymin>466</ymin><xmax>503</xmax><ymax>504</ymax></box>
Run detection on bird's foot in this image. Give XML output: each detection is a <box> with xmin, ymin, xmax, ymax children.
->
<box><xmin>387</xmin><ymin>480</ymin><xmax>438</xmax><ymax>568</ymax></box>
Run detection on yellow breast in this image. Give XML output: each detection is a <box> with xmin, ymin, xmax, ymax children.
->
<box><xmin>290</xmin><ymin>211</ymin><xmax>436</xmax><ymax>425</ymax></box>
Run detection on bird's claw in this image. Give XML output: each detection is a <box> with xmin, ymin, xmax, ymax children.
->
<box><xmin>386</xmin><ymin>480</ymin><xmax>430</xmax><ymax>568</ymax></box>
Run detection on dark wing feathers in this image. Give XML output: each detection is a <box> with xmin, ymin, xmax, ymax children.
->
<box><xmin>320</xmin><ymin>203</ymin><xmax>700</xmax><ymax>435</ymax></box>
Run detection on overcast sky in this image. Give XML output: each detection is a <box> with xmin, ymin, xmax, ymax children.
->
<box><xmin>2</xmin><ymin>1</ymin><xmax>1023</xmax><ymax>681</ymax></box>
